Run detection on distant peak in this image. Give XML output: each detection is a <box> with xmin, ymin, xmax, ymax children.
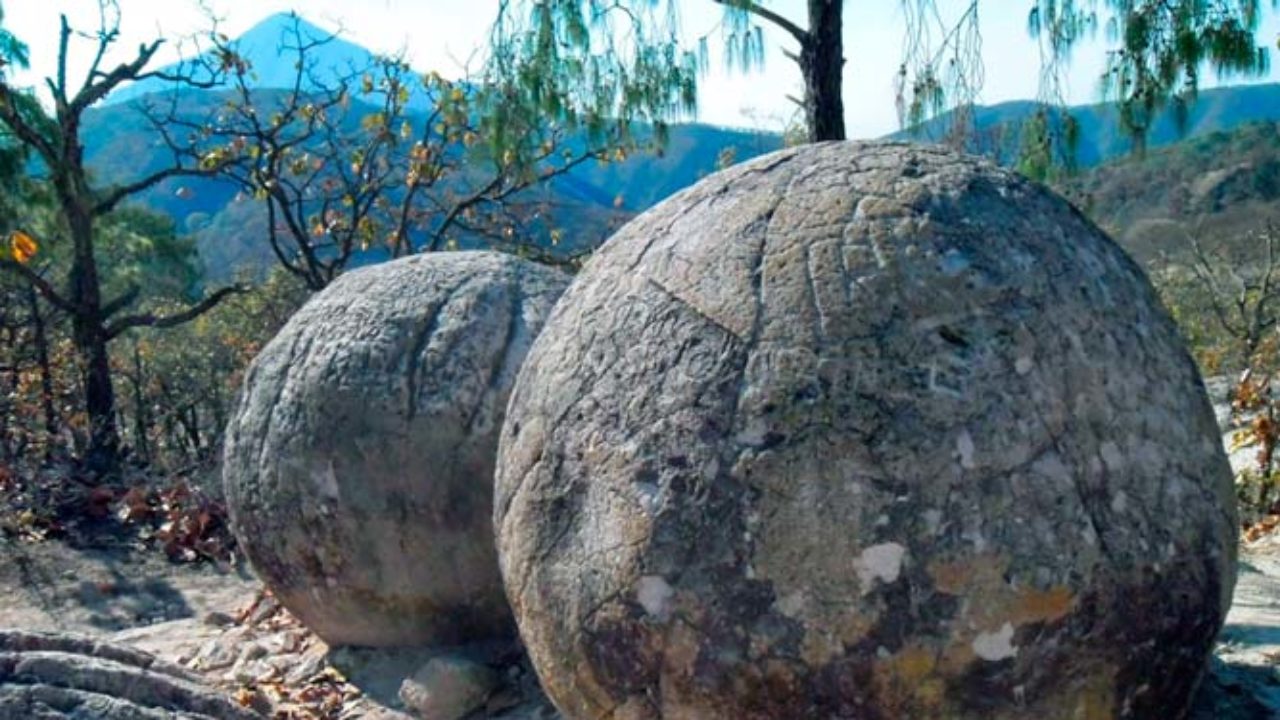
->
<box><xmin>237</xmin><ymin>11</ymin><xmax>336</xmax><ymax>41</ymax></box>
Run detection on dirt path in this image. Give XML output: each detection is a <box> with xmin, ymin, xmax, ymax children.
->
<box><xmin>1196</xmin><ymin>543</ymin><xmax>1280</xmax><ymax>717</ymax></box>
<box><xmin>0</xmin><ymin>535</ymin><xmax>257</xmax><ymax>637</ymax></box>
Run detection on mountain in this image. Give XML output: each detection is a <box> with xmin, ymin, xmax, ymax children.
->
<box><xmin>82</xmin><ymin>12</ymin><xmax>790</xmax><ymax>278</ymax></box>
<box><xmin>1054</xmin><ymin>120</ymin><xmax>1280</xmax><ymax>263</ymax></box>
<box><xmin>894</xmin><ymin>84</ymin><xmax>1280</xmax><ymax>168</ymax></box>
<box><xmin>81</xmin><ymin>86</ymin><xmax>782</xmax><ymax>279</ymax></box>
<box><xmin>105</xmin><ymin>13</ymin><xmax>400</xmax><ymax>107</ymax></box>
<box><xmin>82</xmin><ymin>11</ymin><xmax>1280</xmax><ymax>280</ymax></box>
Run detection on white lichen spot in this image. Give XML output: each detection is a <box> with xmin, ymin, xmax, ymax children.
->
<box><xmin>1100</xmin><ymin>441</ymin><xmax>1125</xmax><ymax>472</ymax></box>
<box><xmin>634</xmin><ymin>481</ymin><xmax>661</xmax><ymax>515</ymax></box>
<box><xmin>972</xmin><ymin>622</ymin><xmax>1018</xmax><ymax>661</ymax></box>
<box><xmin>1082</xmin><ymin>524</ymin><xmax>1097</xmax><ymax>546</ymax></box>
<box><xmin>636</xmin><ymin>575</ymin><xmax>674</xmax><ymax>620</ymax></box>
<box><xmin>854</xmin><ymin>543</ymin><xmax>907</xmax><ymax>593</ymax></box>
<box><xmin>875</xmin><ymin>514</ymin><xmax>890</xmax><ymax>527</ymax></box>
<box><xmin>315</xmin><ymin>460</ymin><xmax>340</xmax><ymax>500</ymax></box>
<box><xmin>1015</xmin><ymin>356</ymin><xmax>1034</xmax><ymax>375</ymax></box>
<box><xmin>1110</xmin><ymin>491</ymin><xmax>1128</xmax><ymax>514</ymax></box>
<box><xmin>923</xmin><ymin>509</ymin><xmax>943</xmax><ymax>535</ymax></box>
<box><xmin>776</xmin><ymin>591</ymin><xmax>806</xmax><ymax>617</ymax></box>
<box><xmin>1031</xmin><ymin>453</ymin><xmax>1071</xmax><ymax>486</ymax></box>
<box><xmin>735</xmin><ymin>417</ymin><xmax>769</xmax><ymax>447</ymax></box>
<box><xmin>956</xmin><ymin>431</ymin><xmax>976</xmax><ymax>470</ymax></box>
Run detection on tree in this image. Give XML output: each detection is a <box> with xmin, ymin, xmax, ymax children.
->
<box><xmin>0</xmin><ymin>186</ymin><xmax>65</xmax><ymax>465</ymax></box>
<box><xmin>487</xmin><ymin>1</ymin><xmax>1270</xmax><ymax>147</ymax></box>
<box><xmin>0</xmin><ymin>1</ymin><xmax>56</xmax><ymax>464</ymax></box>
<box><xmin>0</xmin><ymin>4</ymin><xmax>244</xmax><ymax>476</ymax></box>
<box><xmin>1151</xmin><ymin>219</ymin><xmax>1280</xmax><ymax>522</ymax></box>
<box><xmin>151</xmin><ymin>14</ymin><xmax>623</xmax><ymax>291</ymax></box>
<box><xmin>0</xmin><ymin>0</ymin><xmax>28</xmax><ymax>213</ymax></box>
<box><xmin>1027</xmin><ymin>0</ymin><xmax>1272</xmax><ymax>154</ymax></box>
<box><xmin>113</xmin><ymin>267</ymin><xmax>308</xmax><ymax>470</ymax></box>
<box><xmin>0</xmin><ymin>1</ymin><xmax>25</xmax><ymax>79</ymax></box>
<box><xmin>1156</xmin><ymin>220</ymin><xmax>1280</xmax><ymax>371</ymax></box>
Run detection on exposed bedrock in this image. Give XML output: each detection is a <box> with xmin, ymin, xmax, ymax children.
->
<box><xmin>0</xmin><ymin>629</ymin><xmax>262</xmax><ymax>719</ymax></box>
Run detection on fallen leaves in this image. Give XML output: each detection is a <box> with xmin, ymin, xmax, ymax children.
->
<box><xmin>1</xmin><ymin>505</ymin><xmax>63</xmax><ymax>542</ymax></box>
<box><xmin>115</xmin><ymin>480</ymin><xmax>235</xmax><ymax>564</ymax></box>
<box><xmin>223</xmin><ymin>590</ymin><xmax>361</xmax><ymax>719</ymax></box>
<box><xmin>1245</xmin><ymin>514</ymin><xmax>1280</xmax><ymax>544</ymax></box>
<box><xmin>233</xmin><ymin>665</ymin><xmax>361</xmax><ymax>719</ymax></box>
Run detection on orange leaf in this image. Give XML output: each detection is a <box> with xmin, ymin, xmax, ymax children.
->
<box><xmin>10</xmin><ymin>230</ymin><xmax>37</xmax><ymax>264</ymax></box>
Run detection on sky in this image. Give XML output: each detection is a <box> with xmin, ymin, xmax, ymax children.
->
<box><xmin>6</xmin><ymin>0</ymin><xmax>1280</xmax><ymax>138</ymax></box>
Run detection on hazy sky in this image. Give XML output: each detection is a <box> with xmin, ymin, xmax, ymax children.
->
<box><xmin>7</xmin><ymin>1</ymin><xmax>1280</xmax><ymax>138</ymax></box>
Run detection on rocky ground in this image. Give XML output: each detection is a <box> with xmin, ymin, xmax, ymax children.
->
<box><xmin>1</xmin><ymin>521</ymin><xmax>1278</xmax><ymax>718</ymax></box>
<box><xmin>1</xmin><ymin>487</ymin><xmax>1278</xmax><ymax>719</ymax></box>
<box><xmin>1201</xmin><ymin>540</ymin><xmax>1280</xmax><ymax>718</ymax></box>
<box><xmin>0</xmin><ymin>525</ymin><xmax>559</xmax><ymax>719</ymax></box>
<box><xmin>0</xmin><ymin>375</ymin><xmax>1278</xmax><ymax>718</ymax></box>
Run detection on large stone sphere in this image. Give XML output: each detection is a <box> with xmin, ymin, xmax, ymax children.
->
<box><xmin>495</xmin><ymin>142</ymin><xmax>1236</xmax><ymax>719</ymax></box>
<box><xmin>224</xmin><ymin>251</ymin><xmax>569</xmax><ymax>647</ymax></box>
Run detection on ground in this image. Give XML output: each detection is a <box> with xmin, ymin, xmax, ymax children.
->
<box><xmin>0</xmin><ymin>495</ymin><xmax>1277</xmax><ymax>718</ymax></box>
<box><xmin>1192</xmin><ymin>540</ymin><xmax>1280</xmax><ymax>718</ymax></box>
<box><xmin>0</xmin><ymin>372</ymin><xmax>1278</xmax><ymax>718</ymax></box>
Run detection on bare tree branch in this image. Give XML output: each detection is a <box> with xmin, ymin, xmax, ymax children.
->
<box><xmin>710</xmin><ymin>0</ymin><xmax>808</xmax><ymax>45</ymax></box>
<box><xmin>1187</xmin><ymin>229</ymin><xmax>1246</xmax><ymax>339</ymax></box>
<box><xmin>0</xmin><ymin>85</ymin><xmax>57</xmax><ymax>166</ymax></box>
<box><xmin>0</xmin><ymin>259</ymin><xmax>77</xmax><ymax>314</ymax></box>
<box><xmin>101</xmin><ymin>283</ymin><xmax>141</xmax><ymax>319</ymax></box>
<box><xmin>54</xmin><ymin>15</ymin><xmax>70</xmax><ymax>102</ymax></box>
<box><xmin>70</xmin><ymin>39</ymin><xmax>163</xmax><ymax>115</ymax></box>
<box><xmin>106</xmin><ymin>284</ymin><xmax>246</xmax><ymax>339</ymax></box>
<box><xmin>82</xmin><ymin>1</ymin><xmax>121</xmax><ymax>93</ymax></box>
<box><xmin>93</xmin><ymin>164</ymin><xmax>222</xmax><ymax>216</ymax></box>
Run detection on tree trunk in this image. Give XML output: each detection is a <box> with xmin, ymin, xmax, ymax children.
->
<box><xmin>802</xmin><ymin>0</ymin><xmax>846</xmax><ymax>142</ymax></box>
<box><xmin>65</xmin><ymin>197</ymin><xmax>119</xmax><ymax>476</ymax></box>
<box><xmin>74</xmin><ymin>316</ymin><xmax>118</xmax><ymax>474</ymax></box>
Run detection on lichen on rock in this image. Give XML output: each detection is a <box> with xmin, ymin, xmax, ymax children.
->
<box><xmin>223</xmin><ymin>251</ymin><xmax>570</xmax><ymax>648</ymax></box>
<box><xmin>495</xmin><ymin>142</ymin><xmax>1236</xmax><ymax>719</ymax></box>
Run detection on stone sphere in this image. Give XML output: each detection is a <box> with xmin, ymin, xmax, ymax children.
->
<box><xmin>494</xmin><ymin>142</ymin><xmax>1236</xmax><ymax>719</ymax></box>
<box><xmin>224</xmin><ymin>251</ymin><xmax>569</xmax><ymax>647</ymax></box>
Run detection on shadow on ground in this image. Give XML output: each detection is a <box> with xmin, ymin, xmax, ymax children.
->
<box><xmin>1192</xmin><ymin>658</ymin><xmax>1280</xmax><ymax>719</ymax></box>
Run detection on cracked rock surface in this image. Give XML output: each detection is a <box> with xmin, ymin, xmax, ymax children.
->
<box><xmin>495</xmin><ymin>142</ymin><xmax>1236</xmax><ymax>719</ymax></box>
<box><xmin>224</xmin><ymin>252</ymin><xmax>569</xmax><ymax>648</ymax></box>
<box><xmin>0</xmin><ymin>629</ymin><xmax>261</xmax><ymax>719</ymax></box>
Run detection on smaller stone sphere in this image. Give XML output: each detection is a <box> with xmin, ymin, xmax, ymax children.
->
<box><xmin>495</xmin><ymin>142</ymin><xmax>1236</xmax><ymax>719</ymax></box>
<box><xmin>223</xmin><ymin>251</ymin><xmax>570</xmax><ymax>647</ymax></box>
